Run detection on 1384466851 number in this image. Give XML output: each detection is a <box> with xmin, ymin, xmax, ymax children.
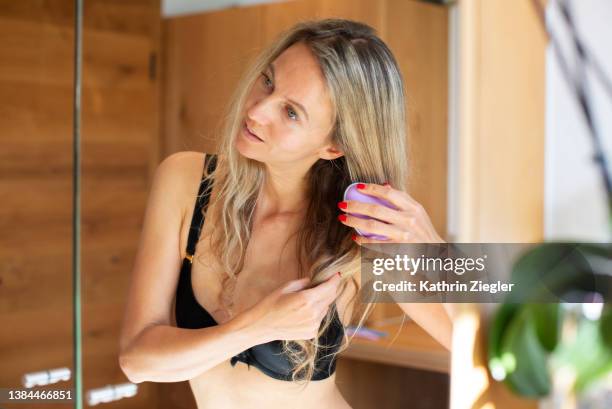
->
<box><xmin>0</xmin><ymin>388</ymin><xmax>73</xmax><ymax>402</ymax></box>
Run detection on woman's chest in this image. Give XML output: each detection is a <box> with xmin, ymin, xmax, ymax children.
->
<box><xmin>178</xmin><ymin>211</ymin><xmax>303</xmax><ymax>323</ymax></box>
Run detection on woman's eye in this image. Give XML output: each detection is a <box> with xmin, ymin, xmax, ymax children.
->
<box><xmin>261</xmin><ymin>72</ymin><xmax>298</xmax><ymax>121</ymax></box>
<box><xmin>262</xmin><ymin>73</ymin><xmax>273</xmax><ymax>88</ymax></box>
<box><xmin>286</xmin><ymin>106</ymin><xmax>298</xmax><ymax>121</ymax></box>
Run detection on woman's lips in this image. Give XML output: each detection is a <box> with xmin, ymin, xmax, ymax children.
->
<box><xmin>243</xmin><ymin>122</ymin><xmax>263</xmax><ymax>142</ymax></box>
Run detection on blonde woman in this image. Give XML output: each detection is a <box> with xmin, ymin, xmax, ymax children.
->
<box><xmin>119</xmin><ymin>18</ymin><xmax>451</xmax><ymax>409</ymax></box>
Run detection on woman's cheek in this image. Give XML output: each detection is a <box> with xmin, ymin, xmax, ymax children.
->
<box><xmin>278</xmin><ymin>135</ymin><xmax>305</xmax><ymax>153</ymax></box>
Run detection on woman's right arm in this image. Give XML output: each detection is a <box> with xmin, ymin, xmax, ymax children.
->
<box><xmin>120</xmin><ymin>274</ymin><xmax>340</xmax><ymax>383</ymax></box>
<box><xmin>120</xmin><ymin>273</ymin><xmax>340</xmax><ymax>383</ymax></box>
<box><xmin>119</xmin><ymin>309</ymin><xmax>266</xmax><ymax>383</ymax></box>
<box><xmin>118</xmin><ymin>151</ymin><xmax>220</xmax><ymax>383</ymax></box>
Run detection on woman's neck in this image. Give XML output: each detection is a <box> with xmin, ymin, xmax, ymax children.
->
<box><xmin>256</xmin><ymin>164</ymin><xmax>309</xmax><ymax>219</ymax></box>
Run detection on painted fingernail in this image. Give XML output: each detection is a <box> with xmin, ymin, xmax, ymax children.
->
<box><xmin>338</xmin><ymin>214</ymin><xmax>347</xmax><ymax>222</ymax></box>
<box><xmin>351</xmin><ymin>233</ymin><xmax>357</xmax><ymax>241</ymax></box>
<box><xmin>383</xmin><ymin>181</ymin><xmax>390</xmax><ymax>186</ymax></box>
<box><xmin>337</xmin><ymin>201</ymin><xmax>348</xmax><ymax>209</ymax></box>
<box><xmin>356</xmin><ymin>183</ymin><xmax>366</xmax><ymax>190</ymax></box>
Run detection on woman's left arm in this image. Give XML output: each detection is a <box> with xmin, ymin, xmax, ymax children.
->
<box><xmin>337</xmin><ymin>182</ymin><xmax>453</xmax><ymax>350</ymax></box>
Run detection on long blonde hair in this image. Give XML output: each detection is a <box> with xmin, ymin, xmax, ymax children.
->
<box><xmin>196</xmin><ymin>18</ymin><xmax>409</xmax><ymax>383</ymax></box>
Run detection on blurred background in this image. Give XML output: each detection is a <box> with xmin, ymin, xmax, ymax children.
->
<box><xmin>0</xmin><ymin>0</ymin><xmax>609</xmax><ymax>408</ymax></box>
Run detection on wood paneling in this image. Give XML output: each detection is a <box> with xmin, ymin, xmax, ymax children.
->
<box><xmin>343</xmin><ymin>320</ymin><xmax>450</xmax><ymax>374</ymax></box>
<box><xmin>81</xmin><ymin>1</ymin><xmax>162</xmax><ymax>406</ymax></box>
<box><xmin>457</xmin><ymin>0</ymin><xmax>545</xmax><ymax>243</ymax></box>
<box><xmin>386</xmin><ymin>0</ymin><xmax>449</xmax><ymax>240</ymax></box>
<box><xmin>260</xmin><ymin>0</ymin><xmax>319</xmax><ymax>44</ymax></box>
<box><xmin>0</xmin><ymin>5</ymin><xmax>75</xmax><ymax>405</ymax></box>
<box><xmin>336</xmin><ymin>358</ymin><xmax>450</xmax><ymax>409</ymax></box>
<box><xmin>162</xmin><ymin>7</ymin><xmax>265</xmax><ymax>155</ymax></box>
<box><xmin>0</xmin><ymin>1</ymin><xmax>161</xmax><ymax>408</ymax></box>
<box><xmin>452</xmin><ymin>0</ymin><xmax>546</xmax><ymax>408</ymax></box>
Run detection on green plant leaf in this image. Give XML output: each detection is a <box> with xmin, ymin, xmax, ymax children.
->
<box><xmin>600</xmin><ymin>305</ymin><xmax>612</xmax><ymax>351</ymax></box>
<box><xmin>500</xmin><ymin>305</ymin><xmax>551</xmax><ymax>397</ymax></box>
<box><xmin>551</xmin><ymin>315</ymin><xmax>612</xmax><ymax>394</ymax></box>
<box><xmin>489</xmin><ymin>242</ymin><xmax>611</xmax><ymax>398</ymax></box>
<box><xmin>509</xmin><ymin>242</ymin><xmax>610</xmax><ymax>303</ymax></box>
<box><xmin>530</xmin><ymin>303</ymin><xmax>562</xmax><ymax>352</ymax></box>
<box><xmin>488</xmin><ymin>303</ymin><xmax>521</xmax><ymax>380</ymax></box>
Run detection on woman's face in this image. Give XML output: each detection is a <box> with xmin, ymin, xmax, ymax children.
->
<box><xmin>236</xmin><ymin>42</ymin><xmax>341</xmax><ymax>165</ymax></box>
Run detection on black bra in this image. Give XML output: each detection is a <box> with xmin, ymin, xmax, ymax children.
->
<box><xmin>175</xmin><ymin>153</ymin><xmax>345</xmax><ymax>381</ymax></box>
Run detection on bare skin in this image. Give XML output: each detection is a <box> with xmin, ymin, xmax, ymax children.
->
<box><xmin>172</xmin><ymin>152</ymin><xmax>353</xmax><ymax>409</ymax></box>
<box><xmin>118</xmin><ymin>149</ymin><xmax>353</xmax><ymax>408</ymax></box>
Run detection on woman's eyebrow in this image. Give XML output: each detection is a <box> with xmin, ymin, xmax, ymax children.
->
<box><xmin>267</xmin><ymin>63</ymin><xmax>310</xmax><ymax>122</ymax></box>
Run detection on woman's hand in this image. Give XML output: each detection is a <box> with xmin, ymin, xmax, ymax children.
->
<box><xmin>241</xmin><ymin>273</ymin><xmax>342</xmax><ymax>343</ymax></box>
<box><xmin>337</xmin><ymin>182</ymin><xmax>453</xmax><ymax>349</ymax></box>
<box><xmin>338</xmin><ymin>182</ymin><xmax>444</xmax><ymax>244</ymax></box>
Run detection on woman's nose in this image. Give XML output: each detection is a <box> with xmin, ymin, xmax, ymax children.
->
<box><xmin>246</xmin><ymin>94</ymin><xmax>278</xmax><ymax>124</ymax></box>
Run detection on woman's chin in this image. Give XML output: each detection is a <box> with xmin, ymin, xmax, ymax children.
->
<box><xmin>234</xmin><ymin>137</ymin><xmax>260</xmax><ymax>160</ymax></box>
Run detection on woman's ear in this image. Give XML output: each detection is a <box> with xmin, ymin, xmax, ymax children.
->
<box><xmin>319</xmin><ymin>144</ymin><xmax>344</xmax><ymax>160</ymax></box>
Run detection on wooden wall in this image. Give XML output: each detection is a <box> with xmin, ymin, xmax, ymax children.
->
<box><xmin>456</xmin><ymin>0</ymin><xmax>545</xmax><ymax>242</ymax></box>
<box><xmin>0</xmin><ymin>1</ymin><xmax>161</xmax><ymax>408</ymax></box>
<box><xmin>161</xmin><ymin>1</ymin><xmax>449</xmax><ymax>408</ymax></box>
<box><xmin>451</xmin><ymin>1</ymin><xmax>546</xmax><ymax>408</ymax></box>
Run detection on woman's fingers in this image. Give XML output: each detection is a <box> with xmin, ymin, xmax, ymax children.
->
<box><xmin>338</xmin><ymin>184</ymin><xmax>444</xmax><ymax>244</ymax></box>
<box><xmin>280</xmin><ymin>277</ymin><xmax>311</xmax><ymax>294</ymax></box>
<box><xmin>256</xmin><ymin>273</ymin><xmax>342</xmax><ymax>340</ymax></box>
<box><xmin>301</xmin><ymin>272</ymin><xmax>341</xmax><ymax>302</ymax></box>
<box><xmin>340</xmin><ymin>213</ymin><xmax>409</xmax><ymax>241</ymax></box>
<box><xmin>351</xmin><ymin>183</ymin><xmax>418</xmax><ymax>211</ymax></box>
<box><xmin>339</xmin><ymin>200</ymin><xmax>400</xmax><ymax>225</ymax></box>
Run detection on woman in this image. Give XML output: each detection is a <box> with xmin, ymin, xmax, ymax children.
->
<box><xmin>119</xmin><ymin>18</ymin><xmax>451</xmax><ymax>408</ymax></box>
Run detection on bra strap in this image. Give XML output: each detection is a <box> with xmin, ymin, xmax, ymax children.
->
<box><xmin>185</xmin><ymin>154</ymin><xmax>218</xmax><ymax>262</ymax></box>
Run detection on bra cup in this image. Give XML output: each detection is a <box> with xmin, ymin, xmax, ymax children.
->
<box><xmin>249</xmin><ymin>341</ymin><xmax>294</xmax><ymax>377</ymax></box>
<box><xmin>248</xmin><ymin>310</ymin><xmax>346</xmax><ymax>379</ymax></box>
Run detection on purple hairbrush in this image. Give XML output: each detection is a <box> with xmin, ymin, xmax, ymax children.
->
<box><xmin>343</xmin><ymin>182</ymin><xmax>396</xmax><ymax>240</ymax></box>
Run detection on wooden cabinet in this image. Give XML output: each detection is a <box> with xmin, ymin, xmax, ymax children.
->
<box><xmin>0</xmin><ymin>1</ymin><xmax>161</xmax><ymax>408</ymax></box>
<box><xmin>450</xmin><ymin>1</ymin><xmax>546</xmax><ymax>408</ymax></box>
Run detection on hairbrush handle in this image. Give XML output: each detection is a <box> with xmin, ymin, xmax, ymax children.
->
<box><xmin>343</xmin><ymin>182</ymin><xmax>395</xmax><ymax>240</ymax></box>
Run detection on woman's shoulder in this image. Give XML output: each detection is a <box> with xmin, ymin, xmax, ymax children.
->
<box><xmin>157</xmin><ymin>151</ymin><xmax>210</xmax><ymax>215</ymax></box>
<box><xmin>161</xmin><ymin>150</ymin><xmax>223</xmax><ymax>178</ymax></box>
<box><xmin>159</xmin><ymin>150</ymin><xmax>204</xmax><ymax>167</ymax></box>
